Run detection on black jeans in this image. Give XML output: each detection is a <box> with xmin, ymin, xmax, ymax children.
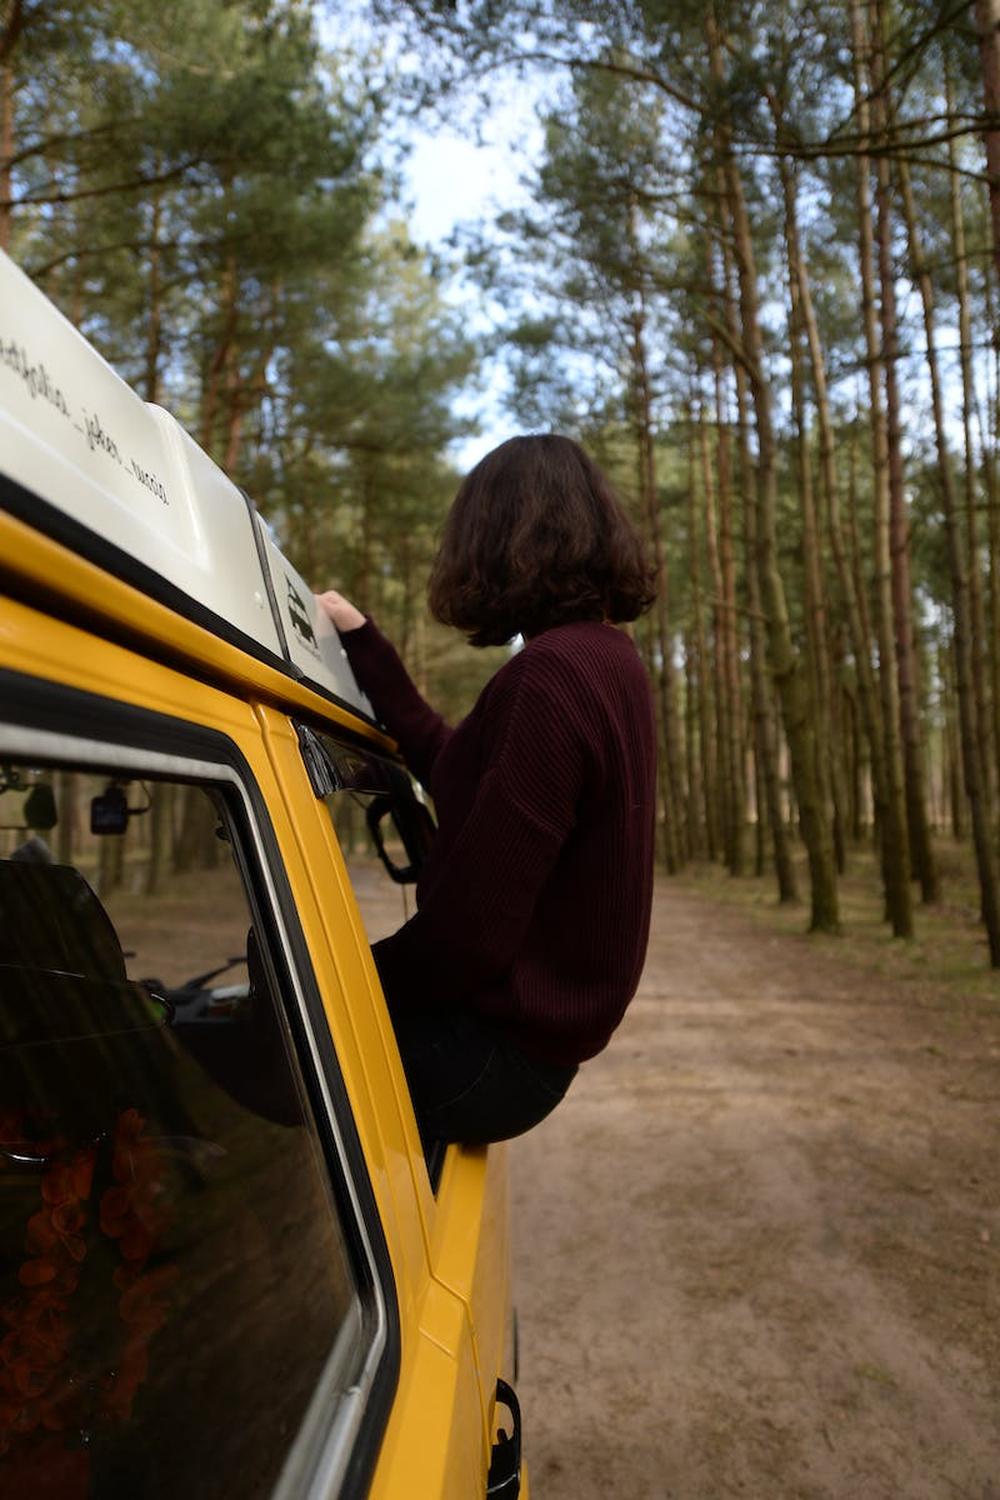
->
<box><xmin>387</xmin><ymin>999</ymin><xmax>578</xmax><ymax>1147</ymax></box>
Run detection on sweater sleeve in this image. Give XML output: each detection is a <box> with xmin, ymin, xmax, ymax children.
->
<box><xmin>338</xmin><ymin>616</ymin><xmax>452</xmax><ymax>788</ymax></box>
<box><xmin>371</xmin><ymin>647</ymin><xmax>591</xmax><ymax>1007</ymax></box>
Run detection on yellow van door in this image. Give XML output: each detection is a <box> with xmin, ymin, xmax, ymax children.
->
<box><xmin>0</xmin><ymin>598</ymin><xmax>404</xmax><ymax>1496</ymax></box>
<box><xmin>257</xmin><ymin>704</ymin><xmax>519</xmax><ymax>1494</ymax></box>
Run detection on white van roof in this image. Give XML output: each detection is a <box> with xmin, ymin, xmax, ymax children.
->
<box><xmin>0</xmin><ymin>250</ymin><xmax>374</xmax><ymax>724</ymax></box>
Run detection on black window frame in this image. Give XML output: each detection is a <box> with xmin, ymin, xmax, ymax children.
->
<box><xmin>0</xmin><ymin>666</ymin><xmax>400</xmax><ymax>1500</ymax></box>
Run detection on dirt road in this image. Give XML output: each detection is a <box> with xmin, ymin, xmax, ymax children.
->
<box><xmin>511</xmin><ymin>882</ymin><xmax>1000</xmax><ymax>1499</ymax></box>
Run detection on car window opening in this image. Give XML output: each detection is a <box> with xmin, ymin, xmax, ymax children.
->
<box><xmin>0</xmin><ymin>763</ymin><xmax>374</xmax><ymax>1498</ymax></box>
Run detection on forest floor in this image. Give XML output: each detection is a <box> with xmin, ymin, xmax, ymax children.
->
<box><xmin>511</xmin><ymin>862</ymin><xmax>1000</xmax><ymax>1500</ymax></box>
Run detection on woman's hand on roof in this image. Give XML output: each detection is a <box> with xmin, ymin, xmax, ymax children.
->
<box><xmin>315</xmin><ymin>590</ymin><xmax>366</xmax><ymax>633</ymax></box>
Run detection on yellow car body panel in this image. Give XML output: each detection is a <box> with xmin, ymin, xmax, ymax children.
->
<box><xmin>256</xmin><ymin>707</ymin><xmax>518</xmax><ymax>1464</ymax></box>
<box><xmin>369</xmin><ymin>1280</ymin><xmax>487</xmax><ymax>1500</ymax></box>
<box><xmin>432</xmin><ymin>1146</ymin><xmax>513</xmax><ymax>1434</ymax></box>
<box><xmin>0</xmin><ymin>530</ymin><xmax>522</xmax><ymax>1496</ymax></box>
<box><xmin>256</xmin><ymin>705</ymin><xmax>432</xmax><ymax>1279</ymax></box>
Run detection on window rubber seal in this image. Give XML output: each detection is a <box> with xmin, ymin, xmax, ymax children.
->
<box><xmin>0</xmin><ymin>664</ymin><xmax>401</xmax><ymax>1498</ymax></box>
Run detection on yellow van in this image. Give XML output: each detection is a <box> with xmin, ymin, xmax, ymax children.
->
<box><xmin>0</xmin><ymin>251</ymin><xmax>524</xmax><ymax>1499</ymax></box>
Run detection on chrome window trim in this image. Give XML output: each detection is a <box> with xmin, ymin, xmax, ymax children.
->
<box><xmin>0</xmin><ymin>723</ymin><xmax>388</xmax><ymax>1499</ymax></box>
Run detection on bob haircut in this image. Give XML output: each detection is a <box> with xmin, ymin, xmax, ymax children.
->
<box><xmin>427</xmin><ymin>434</ymin><xmax>657</xmax><ymax>647</ymax></box>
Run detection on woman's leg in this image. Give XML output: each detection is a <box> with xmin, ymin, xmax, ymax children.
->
<box><xmin>386</xmin><ymin>999</ymin><xmax>577</xmax><ymax>1146</ymax></box>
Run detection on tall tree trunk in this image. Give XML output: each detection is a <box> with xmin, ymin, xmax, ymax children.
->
<box><xmin>145</xmin><ymin>784</ymin><xmax>174</xmax><ymax>896</ymax></box>
<box><xmin>144</xmin><ymin>176</ymin><xmax>164</xmax><ymax>405</ymax></box>
<box><xmin>753</xmin><ymin>724</ymin><xmax>766</xmax><ymax>876</ymax></box>
<box><xmin>941</xmin><ymin>638</ymin><xmax>967</xmax><ymax>841</ymax></box>
<box><xmin>780</xmin><ymin>154</ymin><xmax>840</xmax><ymax>891</ymax></box>
<box><xmin>710</xmin><ymin>14</ymin><xmax>834</xmax><ymax>927</ymax></box>
<box><xmin>223</xmin><ymin>394</ymin><xmax>245</xmax><ymax>475</ymax></box>
<box><xmin>717</xmin><ymin>184</ymin><xmax>796</xmax><ymax>902</ymax></box>
<box><xmin>713</xmin><ymin>179</ymin><xmax>794</xmax><ymax>899</ymax></box>
<box><xmin>97</xmin><ymin>834</ymin><xmax>126</xmax><ymax>898</ymax></box>
<box><xmin>711</xmin><ymin>331</ymin><xmax>746</xmax><ymax>873</ymax></box>
<box><xmin>975</xmin><ymin>0</ymin><xmax>1000</xmax><ymax>285</ymax></box>
<box><xmin>689</xmin><ymin>402</ymin><xmax>717</xmax><ymax>860</ymax></box>
<box><xmin>199</xmin><ymin>246</ymin><xmax>238</xmax><ymax>456</ymax></box>
<box><xmin>791</xmin><ymin>202</ymin><xmax>889</xmax><ymax>870</ymax></box>
<box><xmin>628</xmin><ymin>287</ymin><xmax>687</xmax><ymax>868</ymax></box>
<box><xmin>0</xmin><ymin>0</ymin><xmax>21</xmax><ymax>253</ymax></box>
<box><xmin>639</xmin><ymin>609</ymin><xmax>677</xmax><ymax>870</ymax></box>
<box><xmin>850</xmin><ymin>0</ymin><xmax>913</xmax><ymax>936</ymax></box>
<box><xmin>699</xmin><ymin>391</ymin><xmax>728</xmax><ymax>863</ymax></box>
<box><xmin>223</xmin><ymin>284</ymin><xmax>279</xmax><ymax>478</ymax></box>
<box><xmin>173</xmin><ymin>788</ymin><xmax>220</xmax><ymax>874</ymax></box>
<box><xmin>684</xmin><ymin>624</ymin><xmax>706</xmax><ymax>858</ymax></box>
<box><xmin>844</xmin><ymin>684</ymin><xmax>864</xmax><ymax>844</ymax></box>
<box><xmin>898</xmin><ymin>101</ymin><xmax>1000</xmax><ymax>966</ymax></box>
<box><xmin>870</xmin><ymin>6</ymin><xmax>939</xmax><ymax>902</ymax></box>
<box><xmin>948</xmin><ymin>78</ymin><xmax>995</xmax><ymax>829</ymax></box>
<box><xmin>977</xmin><ymin>261</ymin><xmax>1000</xmax><ymax>813</ymax></box>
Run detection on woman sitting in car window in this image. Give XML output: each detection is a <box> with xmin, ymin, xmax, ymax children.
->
<box><xmin>317</xmin><ymin>433</ymin><xmax>657</xmax><ymax>1146</ymax></box>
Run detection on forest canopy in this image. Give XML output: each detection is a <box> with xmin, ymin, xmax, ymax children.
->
<box><xmin>4</xmin><ymin>0</ymin><xmax>1000</xmax><ymax>966</ymax></box>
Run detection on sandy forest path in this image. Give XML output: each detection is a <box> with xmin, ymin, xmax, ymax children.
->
<box><xmin>510</xmin><ymin>881</ymin><xmax>1000</xmax><ymax>1500</ymax></box>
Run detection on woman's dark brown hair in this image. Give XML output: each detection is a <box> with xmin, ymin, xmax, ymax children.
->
<box><xmin>427</xmin><ymin>434</ymin><xmax>657</xmax><ymax>647</ymax></box>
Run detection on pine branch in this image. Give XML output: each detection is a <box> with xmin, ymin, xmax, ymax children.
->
<box><xmin>1</xmin><ymin>157</ymin><xmax>202</xmax><ymax>210</ymax></box>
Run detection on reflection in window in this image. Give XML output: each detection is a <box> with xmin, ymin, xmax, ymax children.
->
<box><xmin>0</xmin><ymin>766</ymin><xmax>365</xmax><ymax>1499</ymax></box>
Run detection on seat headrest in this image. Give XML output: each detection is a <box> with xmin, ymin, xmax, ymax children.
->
<box><xmin>0</xmin><ymin>861</ymin><xmax>127</xmax><ymax>981</ymax></box>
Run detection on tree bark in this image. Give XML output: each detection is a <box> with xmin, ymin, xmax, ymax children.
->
<box><xmin>975</xmin><ymin>0</ymin><xmax>1000</xmax><ymax>285</ymax></box>
<box><xmin>978</xmin><ymin>259</ymin><xmax>1000</xmax><ymax>814</ymax></box>
<box><xmin>718</xmin><ymin>189</ymin><xmax>797</xmax><ymax>904</ymax></box>
<box><xmin>699</xmin><ymin>391</ymin><xmax>727</xmax><ymax>862</ymax></box>
<box><xmin>173</xmin><ymin>787</ymin><xmax>220</xmax><ymax>874</ymax></box>
<box><xmin>870</xmin><ymin>5</ymin><xmax>939</xmax><ymax>903</ymax></box>
<box><xmin>711</xmin><ymin>331</ymin><xmax>746</xmax><ymax>873</ymax></box>
<box><xmin>628</xmin><ymin>285</ymin><xmax>687</xmax><ymax>868</ymax></box>
<box><xmin>710</xmin><ymin>14</ymin><xmax>833</xmax><ymax>926</ymax></box>
<box><xmin>684</xmin><ymin>622</ymin><xmax>706</xmax><ymax>858</ymax></box>
<box><xmin>850</xmin><ymin>0</ymin><xmax>913</xmax><ymax>936</ymax></box>
<box><xmin>780</xmin><ymin>155</ymin><xmax>840</xmax><ymax>893</ymax></box>
<box><xmin>715</xmin><ymin>203</ymin><xmax>795</xmax><ymax>900</ymax></box>
<box><xmin>690</xmin><ymin>401</ymin><xmax>718</xmax><ymax>860</ymax></box>
<box><xmin>0</xmin><ymin>0</ymin><xmax>24</xmax><ymax>253</ymax></box>
<box><xmin>144</xmin><ymin>784</ymin><xmax>174</xmax><ymax>897</ymax></box>
<box><xmin>947</xmin><ymin>78</ymin><xmax>995</xmax><ymax>830</ymax></box>
<box><xmin>897</xmin><ymin>103</ymin><xmax>1000</xmax><ymax>966</ymax></box>
<box><xmin>941</xmin><ymin>637</ymin><xmax>967</xmax><ymax>842</ymax></box>
<box><xmin>199</xmin><ymin>246</ymin><xmax>238</xmax><ymax>456</ymax></box>
<box><xmin>791</xmin><ymin>196</ymin><xmax>890</xmax><ymax>874</ymax></box>
<box><xmin>144</xmin><ymin>176</ymin><xmax>164</xmax><ymax>405</ymax></box>
<box><xmin>97</xmin><ymin>833</ymin><xmax>126</xmax><ymax>899</ymax></box>
<box><xmin>752</xmin><ymin>723</ymin><xmax>766</xmax><ymax>876</ymax></box>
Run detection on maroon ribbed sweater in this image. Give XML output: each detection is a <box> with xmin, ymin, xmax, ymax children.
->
<box><xmin>341</xmin><ymin>617</ymin><xmax>657</xmax><ymax>1066</ymax></box>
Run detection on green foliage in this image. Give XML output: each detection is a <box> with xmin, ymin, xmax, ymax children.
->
<box><xmin>3</xmin><ymin>0</ymin><xmax>488</xmax><ymax>718</ymax></box>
